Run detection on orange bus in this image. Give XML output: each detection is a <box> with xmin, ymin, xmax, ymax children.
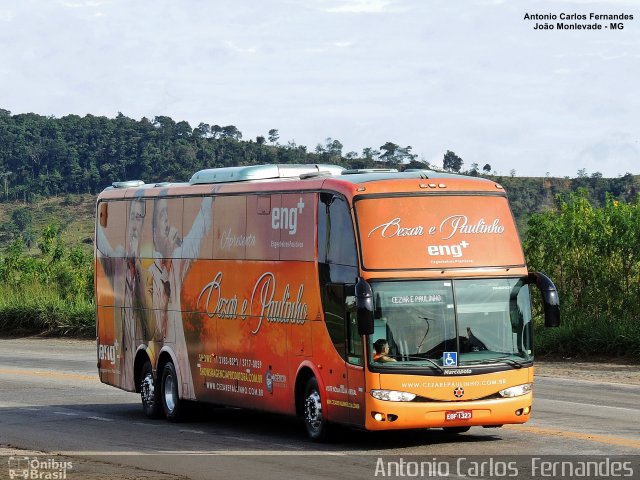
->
<box><xmin>95</xmin><ymin>164</ymin><xmax>560</xmax><ymax>440</ymax></box>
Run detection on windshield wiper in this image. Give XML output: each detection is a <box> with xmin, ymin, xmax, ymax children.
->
<box><xmin>463</xmin><ymin>355</ymin><xmax>527</xmax><ymax>369</ymax></box>
<box><xmin>502</xmin><ymin>357</ymin><xmax>526</xmax><ymax>369</ymax></box>
<box><xmin>398</xmin><ymin>355</ymin><xmax>444</xmax><ymax>374</ymax></box>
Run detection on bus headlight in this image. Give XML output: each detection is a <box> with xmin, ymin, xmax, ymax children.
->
<box><xmin>499</xmin><ymin>383</ymin><xmax>532</xmax><ymax>398</ymax></box>
<box><xmin>370</xmin><ymin>389</ymin><xmax>416</xmax><ymax>402</ymax></box>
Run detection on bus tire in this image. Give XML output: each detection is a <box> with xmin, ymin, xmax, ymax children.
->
<box><xmin>443</xmin><ymin>426</ymin><xmax>471</xmax><ymax>434</ymax></box>
<box><xmin>161</xmin><ymin>362</ymin><xmax>184</xmax><ymax>422</ymax></box>
<box><xmin>303</xmin><ymin>377</ymin><xmax>331</xmax><ymax>441</ymax></box>
<box><xmin>140</xmin><ymin>360</ymin><xmax>163</xmax><ymax>419</ymax></box>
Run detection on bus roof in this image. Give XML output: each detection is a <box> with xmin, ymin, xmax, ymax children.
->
<box><xmin>98</xmin><ymin>164</ymin><xmax>505</xmax><ymax>201</ymax></box>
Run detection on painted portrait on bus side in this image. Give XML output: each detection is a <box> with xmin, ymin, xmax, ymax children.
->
<box><xmin>149</xmin><ymin>191</ymin><xmax>213</xmax><ymax>400</ymax></box>
<box><xmin>96</xmin><ymin>190</ymin><xmax>154</xmax><ymax>391</ymax></box>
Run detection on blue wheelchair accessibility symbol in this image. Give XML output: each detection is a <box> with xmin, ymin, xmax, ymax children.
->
<box><xmin>443</xmin><ymin>352</ymin><xmax>458</xmax><ymax>367</ymax></box>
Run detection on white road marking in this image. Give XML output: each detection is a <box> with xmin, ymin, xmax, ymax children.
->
<box><xmin>58</xmin><ymin>450</ymin><xmax>374</xmax><ymax>456</ymax></box>
<box><xmin>219</xmin><ymin>436</ymin><xmax>256</xmax><ymax>443</ymax></box>
<box><xmin>537</xmin><ymin>398</ymin><xmax>640</xmax><ymax>413</ymax></box>
<box><xmin>53</xmin><ymin>411</ymin><xmax>79</xmax><ymax>416</ymax></box>
<box><xmin>87</xmin><ymin>416</ymin><xmax>113</xmax><ymax>422</ymax></box>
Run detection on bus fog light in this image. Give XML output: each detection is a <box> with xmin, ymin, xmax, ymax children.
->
<box><xmin>372</xmin><ymin>412</ymin><xmax>386</xmax><ymax>421</ymax></box>
<box><xmin>523</xmin><ymin>406</ymin><xmax>531</xmax><ymax>415</ymax></box>
<box><xmin>370</xmin><ymin>389</ymin><xmax>416</xmax><ymax>402</ymax></box>
<box><xmin>499</xmin><ymin>383</ymin><xmax>532</xmax><ymax>398</ymax></box>
<box><xmin>515</xmin><ymin>409</ymin><xmax>523</xmax><ymax>416</ymax></box>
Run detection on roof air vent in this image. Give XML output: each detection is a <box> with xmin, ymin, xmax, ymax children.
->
<box><xmin>189</xmin><ymin>164</ymin><xmax>344</xmax><ymax>185</ymax></box>
<box><xmin>111</xmin><ymin>180</ymin><xmax>145</xmax><ymax>189</ymax></box>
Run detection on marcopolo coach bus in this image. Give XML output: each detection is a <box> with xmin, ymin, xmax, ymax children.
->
<box><xmin>95</xmin><ymin>164</ymin><xmax>559</xmax><ymax>440</ymax></box>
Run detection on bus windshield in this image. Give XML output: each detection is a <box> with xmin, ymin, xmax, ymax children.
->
<box><xmin>368</xmin><ymin>278</ymin><xmax>533</xmax><ymax>369</ymax></box>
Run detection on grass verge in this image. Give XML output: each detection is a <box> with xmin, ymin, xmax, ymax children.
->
<box><xmin>535</xmin><ymin>313</ymin><xmax>640</xmax><ymax>360</ymax></box>
<box><xmin>0</xmin><ymin>284</ymin><xmax>94</xmax><ymax>338</ymax></box>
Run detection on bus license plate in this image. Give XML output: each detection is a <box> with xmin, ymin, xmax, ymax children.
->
<box><xmin>445</xmin><ymin>410</ymin><xmax>472</xmax><ymax>421</ymax></box>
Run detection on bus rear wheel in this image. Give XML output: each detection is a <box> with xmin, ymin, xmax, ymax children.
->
<box><xmin>303</xmin><ymin>377</ymin><xmax>331</xmax><ymax>441</ymax></box>
<box><xmin>140</xmin><ymin>360</ymin><xmax>162</xmax><ymax>419</ymax></box>
<box><xmin>161</xmin><ymin>362</ymin><xmax>185</xmax><ymax>422</ymax></box>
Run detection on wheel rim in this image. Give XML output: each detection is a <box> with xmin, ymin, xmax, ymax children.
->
<box><xmin>304</xmin><ymin>389</ymin><xmax>322</xmax><ymax>433</ymax></box>
<box><xmin>141</xmin><ymin>373</ymin><xmax>155</xmax><ymax>408</ymax></box>
<box><xmin>164</xmin><ymin>373</ymin><xmax>176</xmax><ymax>413</ymax></box>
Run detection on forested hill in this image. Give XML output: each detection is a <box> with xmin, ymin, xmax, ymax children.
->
<box><xmin>0</xmin><ymin>109</ymin><xmax>638</xmax><ymax>228</ymax></box>
<box><xmin>0</xmin><ymin>109</ymin><xmax>320</xmax><ymax>199</ymax></box>
<box><xmin>494</xmin><ymin>174</ymin><xmax>640</xmax><ymax>230</ymax></box>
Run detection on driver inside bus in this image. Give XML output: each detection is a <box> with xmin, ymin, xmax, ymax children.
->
<box><xmin>373</xmin><ymin>339</ymin><xmax>397</xmax><ymax>363</ymax></box>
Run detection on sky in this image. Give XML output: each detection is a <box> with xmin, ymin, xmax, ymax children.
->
<box><xmin>0</xmin><ymin>0</ymin><xmax>638</xmax><ymax>178</ymax></box>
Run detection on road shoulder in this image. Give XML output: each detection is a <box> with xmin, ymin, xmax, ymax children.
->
<box><xmin>535</xmin><ymin>359</ymin><xmax>639</xmax><ymax>385</ymax></box>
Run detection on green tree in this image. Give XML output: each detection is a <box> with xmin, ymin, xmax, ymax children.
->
<box><xmin>316</xmin><ymin>138</ymin><xmax>343</xmax><ymax>163</ymax></box>
<box><xmin>379</xmin><ymin>142</ymin><xmax>415</xmax><ymax>165</ymax></box>
<box><xmin>362</xmin><ymin>147</ymin><xmax>379</xmax><ymax>161</ymax></box>
<box><xmin>442</xmin><ymin>150</ymin><xmax>463</xmax><ymax>172</ymax></box>
<box><xmin>404</xmin><ymin>159</ymin><xmax>430</xmax><ymax>170</ymax></box>
<box><xmin>379</xmin><ymin>142</ymin><xmax>399</xmax><ymax>163</ymax></box>
<box><xmin>524</xmin><ymin>191</ymin><xmax>640</xmax><ymax>357</ymax></box>
<box><xmin>11</xmin><ymin>207</ymin><xmax>33</xmax><ymax>232</ymax></box>
<box><xmin>221</xmin><ymin>125</ymin><xmax>242</xmax><ymax>140</ymax></box>
<box><xmin>268</xmin><ymin>129</ymin><xmax>279</xmax><ymax>145</ymax></box>
<box><xmin>194</xmin><ymin>123</ymin><xmax>211</xmax><ymax>138</ymax></box>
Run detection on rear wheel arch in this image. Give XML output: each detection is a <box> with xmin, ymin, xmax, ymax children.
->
<box><xmin>295</xmin><ymin>365</ymin><xmax>321</xmax><ymax>416</ymax></box>
<box><xmin>134</xmin><ymin>350</ymin><xmax>151</xmax><ymax>393</ymax></box>
<box><xmin>156</xmin><ymin>348</ymin><xmax>185</xmax><ymax>398</ymax></box>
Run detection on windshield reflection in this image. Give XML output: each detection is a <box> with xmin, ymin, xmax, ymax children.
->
<box><xmin>368</xmin><ymin>278</ymin><xmax>533</xmax><ymax>370</ymax></box>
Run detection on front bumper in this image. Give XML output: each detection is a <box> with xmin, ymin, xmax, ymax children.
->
<box><xmin>365</xmin><ymin>392</ymin><xmax>532</xmax><ymax>431</ymax></box>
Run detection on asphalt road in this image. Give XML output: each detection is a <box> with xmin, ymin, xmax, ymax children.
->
<box><xmin>1</xmin><ymin>338</ymin><xmax>639</xmax><ymax>479</ymax></box>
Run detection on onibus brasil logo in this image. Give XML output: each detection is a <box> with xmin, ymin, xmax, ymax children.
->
<box><xmin>8</xmin><ymin>456</ymin><xmax>73</xmax><ymax>479</ymax></box>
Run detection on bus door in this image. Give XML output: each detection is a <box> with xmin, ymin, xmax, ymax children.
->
<box><xmin>322</xmin><ymin>284</ymin><xmax>365</xmax><ymax>426</ymax></box>
<box><xmin>345</xmin><ymin>289</ymin><xmax>366</xmax><ymax>425</ymax></box>
<box><xmin>321</xmin><ymin>283</ymin><xmax>352</xmax><ymax>425</ymax></box>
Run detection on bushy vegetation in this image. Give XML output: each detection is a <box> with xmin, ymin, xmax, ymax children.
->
<box><xmin>0</xmin><ymin>224</ymin><xmax>94</xmax><ymax>337</ymax></box>
<box><xmin>525</xmin><ymin>191</ymin><xmax>640</xmax><ymax>359</ymax></box>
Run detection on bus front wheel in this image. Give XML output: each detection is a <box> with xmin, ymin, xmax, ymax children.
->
<box><xmin>161</xmin><ymin>362</ymin><xmax>184</xmax><ymax>422</ymax></box>
<box><xmin>303</xmin><ymin>377</ymin><xmax>331</xmax><ymax>441</ymax></box>
<box><xmin>140</xmin><ymin>360</ymin><xmax>162</xmax><ymax>419</ymax></box>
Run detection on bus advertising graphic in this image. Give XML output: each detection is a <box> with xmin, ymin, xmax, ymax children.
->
<box><xmin>95</xmin><ymin>165</ymin><xmax>560</xmax><ymax>439</ymax></box>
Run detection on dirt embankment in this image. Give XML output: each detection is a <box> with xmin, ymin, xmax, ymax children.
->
<box><xmin>535</xmin><ymin>359</ymin><xmax>639</xmax><ymax>385</ymax></box>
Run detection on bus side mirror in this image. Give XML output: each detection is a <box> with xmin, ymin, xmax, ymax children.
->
<box><xmin>528</xmin><ymin>272</ymin><xmax>560</xmax><ymax>328</ymax></box>
<box><xmin>355</xmin><ymin>277</ymin><xmax>374</xmax><ymax>336</ymax></box>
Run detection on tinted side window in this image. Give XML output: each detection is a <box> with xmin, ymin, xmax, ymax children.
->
<box><xmin>324</xmin><ymin>283</ymin><xmax>347</xmax><ymax>360</ymax></box>
<box><xmin>318</xmin><ymin>194</ymin><xmax>357</xmax><ymax>266</ymax></box>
